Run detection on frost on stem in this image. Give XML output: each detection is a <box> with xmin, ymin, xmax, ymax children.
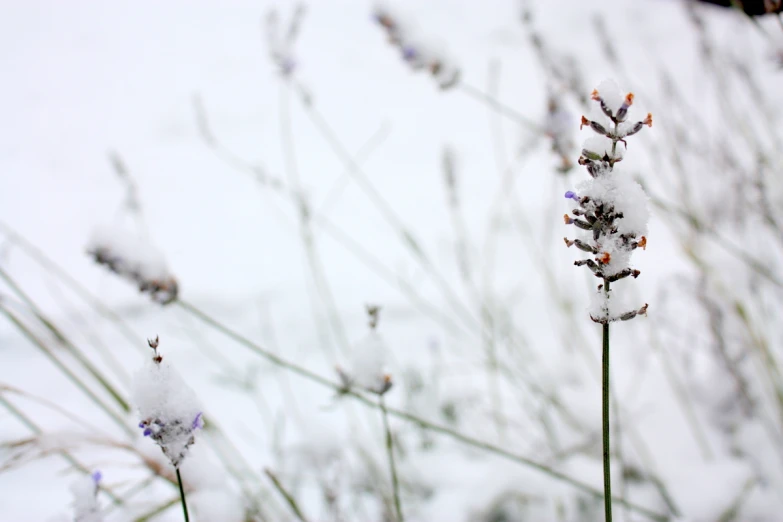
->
<box><xmin>564</xmin><ymin>80</ymin><xmax>652</xmax><ymax>323</ymax></box>
<box><xmin>372</xmin><ymin>3</ymin><xmax>460</xmax><ymax>89</ymax></box>
<box><xmin>87</xmin><ymin>226</ymin><xmax>178</xmax><ymax>304</ymax></box>
<box><xmin>336</xmin><ymin>305</ymin><xmax>393</xmax><ymax>395</ymax></box>
<box><xmin>133</xmin><ymin>337</ymin><xmax>203</xmax><ymax>468</ymax></box>
<box><xmin>70</xmin><ymin>471</ymin><xmax>102</xmax><ymax>522</ymax></box>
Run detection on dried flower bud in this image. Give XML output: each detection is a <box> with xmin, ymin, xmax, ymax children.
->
<box><xmin>615</xmin><ymin>93</ymin><xmax>634</xmax><ymax>122</ymax></box>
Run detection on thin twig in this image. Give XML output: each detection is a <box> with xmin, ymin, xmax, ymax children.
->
<box><xmin>380</xmin><ymin>395</ymin><xmax>403</xmax><ymax>522</ymax></box>
<box><xmin>264</xmin><ymin>468</ymin><xmax>310</xmax><ymax>522</ymax></box>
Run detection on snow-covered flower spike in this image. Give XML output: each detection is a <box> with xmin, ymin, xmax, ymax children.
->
<box><xmin>133</xmin><ymin>336</ymin><xmax>204</xmax><ymax>468</ymax></box>
<box><xmin>567</xmin><ymin>81</ymin><xmax>653</xmax><ymax>521</ymax></box>
<box><xmin>564</xmin><ymin>80</ymin><xmax>651</xmax><ymax>324</ymax></box>
<box><xmin>372</xmin><ymin>4</ymin><xmax>460</xmax><ymax>90</ymax></box>
<box><xmin>336</xmin><ymin>305</ymin><xmax>394</xmax><ymax>396</ymax></box>
<box><xmin>87</xmin><ymin>227</ymin><xmax>178</xmax><ymax>304</ymax></box>
<box><xmin>70</xmin><ymin>471</ymin><xmax>103</xmax><ymax>522</ymax></box>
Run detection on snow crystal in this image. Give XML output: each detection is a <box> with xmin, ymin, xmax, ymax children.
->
<box><xmin>70</xmin><ymin>474</ymin><xmax>101</xmax><ymax>522</ymax></box>
<box><xmin>133</xmin><ymin>356</ymin><xmax>203</xmax><ymax>468</ymax></box>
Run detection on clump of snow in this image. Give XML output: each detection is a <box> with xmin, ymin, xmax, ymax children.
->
<box><xmin>338</xmin><ymin>328</ymin><xmax>393</xmax><ymax>395</ymax></box>
<box><xmin>133</xmin><ymin>342</ymin><xmax>203</xmax><ymax>468</ymax></box>
<box><xmin>88</xmin><ymin>226</ymin><xmax>169</xmax><ymax>281</ymax></box>
<box><xmin>582</xmin><ymin>135</ymin><xmax>624</xmax><ymax>161</ymax></box>
<box><xmin>595</xmin><ymin>79</ymin><xmax>624</xmax><ymax>113</ymax></box>
<box><xmin>588</xmin><ymin>286</ymin><xmax>642</xmax><ymax>322</ymax></box>
<box><xmin>87</xmin><ymin>226</ymin><xmax>178</xmax><ymax>304</ymax></box>
<box><xmin>70</xmin><ymin>472</ymin><xmax>102</xmax><ymax>522</ymax></box>
<box><xmin>578</xmin><ymin>174</ymin><xmax>649</xmax><ymax>236</ymax></box>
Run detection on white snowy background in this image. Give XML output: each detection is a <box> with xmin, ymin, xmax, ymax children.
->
<box><xmin>2</xmin><ymin>0</ymin><xmax>783</xmax><ymax>520</ymax></box>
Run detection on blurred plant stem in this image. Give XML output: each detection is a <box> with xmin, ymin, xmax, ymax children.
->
<box><xmin>175</xmin><ymin>298</ymin><xmax>668</xmax><ymax>521</ymax></box>
<box><xmin>265</xmin><ymin>468</ymin><xmax>309</xmax><ymax>522</ymax></box>
<box><xmin>380</xmin><ymin>395</ymin><xmax>404</xmax><ymax>522</ymax></box>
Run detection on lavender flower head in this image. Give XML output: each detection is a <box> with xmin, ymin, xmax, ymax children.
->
<box><xmin>133</xmin><ymin>337</ymin><xmax>203</xmax><ymax>468</ymax></box>
<box><xmin>564</xmin><ymin>80</ymin><xmax>651</xmax><ymax>323</ymax></box>
<box><xmin>372</xmin><ymin>3</ymin><xmax>460</xmax><ymax>89</ymax></box>
<box><xmin>70</xmin><ymin>471</ymin><xmax>103</xmax><ymax>522</ymax></box>
<box><xmin>87</xmin><ymin>226</ymin><xmax>178</xmax><ymax>304</ymax></box>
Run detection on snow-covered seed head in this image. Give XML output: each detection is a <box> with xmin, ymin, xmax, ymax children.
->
<box><xmin>564</xmin><ymin>81</ymin><xmax>651</xmax><ymax>323</ymax></box>
<box><xmin>336</xmin><ymin>309</ymin><xmax>394</xmax><ymax>395</ymax></box>
<box><xmin>372</xmin><ymin>4</ymin><xmax>461</xmax><ymax>90</ymax></box>
<box><xmin>87</xmin><ymin>228</ymin><xmax>179</xmax><ymax>305</ymax></box>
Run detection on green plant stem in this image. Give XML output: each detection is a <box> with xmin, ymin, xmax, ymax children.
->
<box><xmin>458</xmin><ymin>81</ymin><xmax>544</xmax><ymax>133</ymax></box>
<box><xmin>264</xmin><ymin>469</ymin><xmax>309</xmax><ymax>522</ymax></box>
<box><xmin>380</xmin><ymin>396</ymin><xmax>404</xmax><ymax>522</ymax></box>
<box><xmin>176</xmin><ymin>468</ymin><xmax>190</xmax><ymax>522</ymax></box>
<box><xmin>602</xmin><ymin>281</ymin><xmax>612</xmax><ymax>522</ymax></box>
<box><xmin>175</xmin><ymin>298</ymin><xmax>668</xmax><ymax>522</ymax></box>
<box><xmin>0</xmin><ymin>304</ymin><xmax>132</xmax><ymax>435</ymax></box>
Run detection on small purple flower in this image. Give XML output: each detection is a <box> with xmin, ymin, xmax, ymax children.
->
<box><xmin>402</xmin><ymin>46</ymin><xmax>418</xmax><ymax>62</ymax></box>
<box><xmin>143</xmin><ymin>428</ymin><xmax>152</xmax><ymax>437</ymax></box>
<box><xmin>91</xmin><ymin>471</ymin><xmax>102</xmax><ymax>485</ymax></box>
<box><xmin>192</xmin><ymin>412</ymin><xmax>204</xmax><ymax>430</ymax></box>
<box><xmin>138</xmin><ymin>422</ymin><xmax>145</xmax><ymax>428</ymax></box>
<box><xmin>564</xmin><ymin>190</ymin><xmax>579</xmax><ymax>201</ymax></box>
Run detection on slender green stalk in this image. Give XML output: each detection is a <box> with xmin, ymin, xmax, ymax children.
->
<box><xmin>458</xmin><ymin>81</ymin><xmax>544</xmax><ymax>133</ymax></box>
<box><xmin>602</xmin><ymin>281</ymin><xmax>612</xmax><ymax>522</ymax></box>
<box><xmin>175</xmin><ymin>468</ymin><xmax>190</xmax><ymax>522</ymax></box>
<box><xmin>264</xmin><ymin>469</ymin><xmax>309</xmax><ymax>522</ymax></box>
<box><xmin>0</xmin><ymin>266</ymin><xmax>130</xmax><ymax>412</ymax></box>
<box><xmin>380</xmin><ymin>396</ymin><xmax>403</xmax><ymax>522</ymax></box>
<box><xmin>0</xmin><ymin>393</ymin><xmax>124</xmax><ymax>504</ymax></box>
<box><xmin>175</xmin><ymin>298</ymin><xmax>668</xmax><ymax>522</ymax></box>
<box><xmin>0</xmin><ymin>304</ymin><xmax>132</xmax><ymax>435</ymax></box>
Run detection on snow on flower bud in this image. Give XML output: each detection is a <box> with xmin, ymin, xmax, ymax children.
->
<box><xmin>133</xmin><ymin>338</ymin><xmax>203</xmax><ymax>468</ymax></box>
<box><xmin>87</xmin><ymin>226</ymin><xmax>178</xmax><ymax>304</ymax></box>
<box><xmin>70</xmin><ymin>472</ymin><xmax>103</xmax><ymax>522</ymax></box>
<box><xmin>372</xmin><ymin>3</ymin><xmax>460</xmax><ymax>90</ymax></box>
<box><xmin>565</xmin><ymin>80</ymin><xmax>650</xmax><ymax>321</ymax></box>
<box><xmin>337</xmin><ymin>307</ymin><xmax>394</xmax><ymax>395</ymax></box>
